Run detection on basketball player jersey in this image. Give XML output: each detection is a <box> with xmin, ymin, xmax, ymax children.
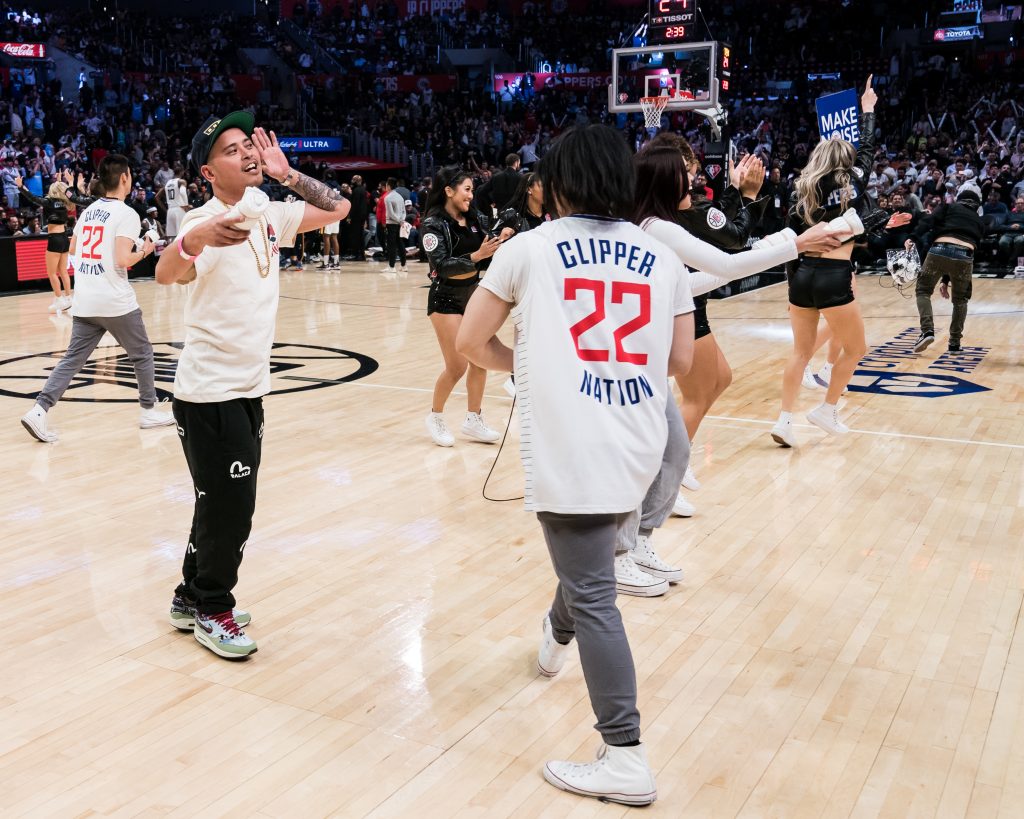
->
<box><xmin>69</xmin><ymin>197</ymin><xmax>142</xmax><ymax>318</ymax></box>
<box><xmin>164</xmin><ymin>178</ymin><xmax>186</xmax><ymax>210</ymax></box>
<box><xmin>480</xmin><ymin>216</ymin><xmax>694</xmax><ymax>513</ymax></box>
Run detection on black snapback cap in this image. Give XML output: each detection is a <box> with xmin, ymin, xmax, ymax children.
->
<box><xmin>189</xmin><ymin>111</ymin><xmax>255</xmax><ymax>173</ymax></box>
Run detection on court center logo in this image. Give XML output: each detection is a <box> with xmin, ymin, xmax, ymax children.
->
<box><xmin>0</xmin><ymin>342</ymin><xmax>379</xmax><ymax>403</ymax></box>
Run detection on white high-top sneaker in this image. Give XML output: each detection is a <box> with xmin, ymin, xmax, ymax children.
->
<box><xmin>537</xmin><ymin>615</ymin><xmax>573</xmax><ymax>677</ymax></box>
<box><xmin>543</xmin><ymin>743</ymin><xmax>657</xmax><ymax>806</ymax></box>
<box><xmin>807</xmin><ymin>403</ymin><xmax>849</xmax><ymax>435</ymax></box>
<box><xmin>21</xmin><ymin>403</ymin><xmax>57</xmax><ymax>442</ymax></box>
<box><xmin>614</xmin><ymin>554</ymin><xmax>668</xmax><ymax>597</ymax></box>
<box><xmin>630</xmin><ymin>534</ymin><xmax>683</xmax><ymax>583</ymax></box>
<box><xmin>771</xmin><ymin>418</ymin><xmax>797</xmax><ymax>448</ymax></box>
<box><xmin>425</xmin><ymin>412</ymin><xmax>455</xmax><ymax>447</ymax></box>
<box><xmin>802</xmin><ymin>365</ymin><xmax>818</xmax><ymax>389</ymax></box>
<box><xmin>140</xmin><ymin>405</ymin><xmax>175</xmax><ymax>429</ymax></box>
<box><xmin>672</xmin><ymin>492</ymin><xmax>695</xmax><ymax>517</ymax></box>
<box><xmin>461</xmin><ymin>411</ymin><xmax>500</xmax><ymax>443</ymax></box>
<box><xmin>681</xmin><ymin>464</ymin><xmax>700</xmax><ymax>491</ymax></box>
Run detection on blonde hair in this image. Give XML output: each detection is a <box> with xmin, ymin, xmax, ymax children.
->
<box><xmin>48</xmin><ymin>181</ymin><xmax>73</xmax><ymax>208</ymax></box>
<box><xmin>795</xmin><ymin>138</ymin><xmax>857</xmax><ymax>225</ymax></box>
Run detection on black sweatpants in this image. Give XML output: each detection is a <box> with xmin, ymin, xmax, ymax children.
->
<box><xmin>172</xmin><ymin>397</ymin><xmax>264</xmax><ymax>615</ymax></box>
<box><xmin>385</xmin><ymin>223</ymin><xmax>407</xmax><ymax>268</ymax></box>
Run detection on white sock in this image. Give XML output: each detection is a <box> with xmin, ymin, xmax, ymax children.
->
<box><xmin>777</xmin><ymin>411</ymin><xmax>793</xmax><ymax>425</ymax></box>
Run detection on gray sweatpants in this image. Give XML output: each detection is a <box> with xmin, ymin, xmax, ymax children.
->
<box><xmin>37</xmin><ymin>309</ymin><xmax>157</xmax><ymax>411</ymax></box>
<box><xmin>616</xmin><ymin>392</ymin><xmax>690</xmax><ymax>554</ymax></box>
<box><xmin>538</xmin><ymin>511</ymin><xmax>641</xmax><ymax>745</ymax></box>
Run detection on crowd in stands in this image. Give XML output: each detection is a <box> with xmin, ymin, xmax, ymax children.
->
<box><xmin>1</xmin><ymin>0</ymin><xmax>1022</xmax><ymax>272</ymax></box>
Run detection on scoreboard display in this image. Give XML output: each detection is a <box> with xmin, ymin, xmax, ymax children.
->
<box><xmin>648</xmin><ymin>0</ymin><xmax>698</xmax><ymax>45</ymax></box>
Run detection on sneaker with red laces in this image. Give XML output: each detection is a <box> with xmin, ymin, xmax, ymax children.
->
<box><xmin>169</xmin><ymin>594</ymin><xmax>251</xmax><ymax>631</ymax></box>
<box><xmin>193</xmin><ymin>610</ymin><xmax>257</xmax><ymax>659</ymax></box>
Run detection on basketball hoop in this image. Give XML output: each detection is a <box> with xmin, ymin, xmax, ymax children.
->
<box><xmin>639</xmin><ymin>95</ymin><xmax>670</xmax><ymax>130</ymax></box>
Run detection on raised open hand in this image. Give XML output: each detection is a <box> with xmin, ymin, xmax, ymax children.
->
<box><xmin>252</xmin><ymin>127</ymin><xmax>290</xmax><ymax>182</ymax></box>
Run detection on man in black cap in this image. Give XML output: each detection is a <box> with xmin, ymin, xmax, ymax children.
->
<box><xmin>155</xmin><ymin>111</ymin><xmax>350</xmax><ymax>660</ymax></box>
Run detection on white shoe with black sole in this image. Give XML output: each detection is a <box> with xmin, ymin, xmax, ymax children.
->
<box><xmin>630</xmin><ymin>535</ymin><xmax>683</xmax><ymax>583</ymax></box>
<box><xmin>771</xmin><ymin>420</ymin><xmax>796</xmax><ymax>448</ymax></box>
<box><xmin>21</xmin><ymin>403</ymin><xmax>57</xmax><ymax>442</ymax></box>
<box><xmin>614</xmin><ymin>554</ymin><xmax>668</xmax><ymax>597</ymax></box>
<box><xmin>543</xmin><ymin>743</ymin><xmax>657</xmax><ymax>806</ymax></box>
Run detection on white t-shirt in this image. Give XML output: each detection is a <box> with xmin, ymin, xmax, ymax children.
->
<box><xmin>480</xmin><ymin>216</ymin><xmax>693</xmax><ymax>514</ymax></box>
<box><xmin>173</xmin><ymin>196</ymin><xmax>305</xmax><ymax>403</ymax></box>
<box><xmin>70</xmin><ymin>198</ymin><xmax>142</xmax><ymax>318</ymax></box>
<box><xmin>164</xmin><ymin>178</ymin><xmax>187</xmax><ymax>210</ymax></box>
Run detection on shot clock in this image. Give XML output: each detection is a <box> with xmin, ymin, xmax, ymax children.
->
<box><xmin>648</xmin><ymin>0</ymin><xmax>698</xmax><ymax>45</ymax></box>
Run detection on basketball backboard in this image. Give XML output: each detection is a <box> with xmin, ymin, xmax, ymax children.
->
<box><xmin>609</xmin><ymin>41</ymin><xmax>723</xmax><ymax>114</ymax></box>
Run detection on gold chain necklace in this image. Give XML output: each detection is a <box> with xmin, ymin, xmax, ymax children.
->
<box><xmin>246</xmin><ymin>216</ymin><xmax>272</xmax><ymax>278</ymax></box>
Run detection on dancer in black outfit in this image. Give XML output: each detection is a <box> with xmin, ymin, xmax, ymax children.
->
<box><xmin>16</xmin><ymin>169</ymin><xmax>94</xmax><ymax>312</ymax></box>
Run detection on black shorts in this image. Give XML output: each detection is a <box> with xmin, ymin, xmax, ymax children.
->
<box><xmin>692</xmin><ymin>295</ymin><xmax>711</xmax><ymax>339</ymax></box>
<box><xmin>47</xmin><ymin>231</ymin><xmax>70</xmax><ymax>254</ymax></box>
<box><xmin>788</xmin><ymin>258</ymin><xmax>855</xmax><ymax>310</ymax></box>
<box><xmin>427</xmin><ymin>276</ymin><xmax>479</xmax><ymax>316</ymax></box>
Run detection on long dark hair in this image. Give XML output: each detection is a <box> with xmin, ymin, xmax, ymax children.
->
<box><xmin>632</xmin><ymin>146</ymin><xmax>691</xmax><ymax>225</ymax></box>
<box><xmin>539</xmin><ymin>125</ymin><xmax>634</xmax><ymax>218</ymax></box>
<box><xmin>508</xmin><ymin>171</ymin><xmax>542</xmax><ymax>217</ymax></box>
<box><xmin>424</xmin><ymin>166</ymin><xmax>473</xmax><ymax>217</ymax></box>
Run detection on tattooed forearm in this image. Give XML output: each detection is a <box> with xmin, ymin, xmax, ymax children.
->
<box><xmin>288</xmin><ymin>173</ymin><xmax>346</xmax><ymax>212</ymax></box>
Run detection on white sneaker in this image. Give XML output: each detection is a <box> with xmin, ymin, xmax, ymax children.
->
<box><xmin>802</xmin><ymin>365</ymin><xmax>818</xmax><ymax>389</ymax></box>
<box><xmin>681</xmin><ymin>464</ymin><xmax>700</xmax><ymax>491</ymax></box>
<box><xmin>425</xmin><ymin>412</ymin><xmax>455</xmax><ymax>447</ymax></box>
<box><xmin>630</xmin><ymin>534</ymin><xmax>682</xmax><ymax>583</ymax></box>
<box><xmin>21</xmin><ymin>403</ymin><xmax>58</xmax><ymax>442</ymax></box>
<box><xmin>140</xmin><ymin>405</ymin><xmax>175</xmax><ymax>429</ymax></box>
<box><xmin>771</xmin><ymin>420</ymin><xmax>796</xmax><ymax>448</ymax></box>
<box><xmin>48</xmin><ymin>298</ymin><xmax>60</xmax><ymax>312</ymax></box>
<box><xmin>807</xmin><ymin>404</ymin><xmax>849</xmax><ymax>435</ymax></box>
<box><xmin>503</xmin><ymin>376</ymin><xmax>516</xmax><ymax>398</ymax></box>
<box><xmin>814</xmin><ymin>364</ymin><xmax>832</xmax><ymax>388</ymax></box>
<box><xmin>614</xmin><ymin>553</ymin><xmax>668</xmax><ymax>597</ymax></box>
<box><xmin>672</xmin><ymin>492</ymin><xmax>695</xmax><ymax>517</ymax></box>
<box><xmin>60</xmin><ymin>295</ymin><xmax>73</xmax><ymax>311</ymax></box>
<box><xmin>537</xmin><ymin>615</ymin><xmax>572</xmax><ymax>677</ymax></box>
<box><xmin>1014</xmin><ymin>265</ymin><xmax>1024</xmax><ymax>279</ymax></box>
<box><xmin>399</xmin><ymin>264</ymin><xmax>408</xmax><ymax>273</ymax></box>
<box><xmin>193</xmin><ymin>610</ymin><xmax>257</xmax><ymax>659</ymax></box>
<box><xmin>461</xmin><ymin>411</ymin><xmax>500</xmax><ymax>443</ymax></box>
<box><xmin>543</xmin><ymin>743</ymin><xmax>657</xmax><ymax>806</ymax></box>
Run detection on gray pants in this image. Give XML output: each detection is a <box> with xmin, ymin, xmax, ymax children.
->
<box><xmin>37</xmin><ymin>309</ymin><xmax>157</xmax><ymax>410</ymax></box>
<box><xmin>539</xmin><ymin>511</ymin><xmax>641</xmax><ymax>745</ymax></box>
<box><xmin>617</xmin><ymin>392</ymin><xmax>690</xmax><ymax>554</ymax></box>
<box><xmin>915</xmin><ymin>246</ymin><xmax>973</xmax><ymax>345</ymax></box>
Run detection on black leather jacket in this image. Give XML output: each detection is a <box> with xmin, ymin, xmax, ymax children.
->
<box><xmin>420</xmin><ymin>209</ymin><xmax>494</xmax><ymax>281</ymax></box>
<box><xmin>20</xmin><ymin>186</ymin><xmax>94</xmax><ymax>226</ymax></box>
<box><xmin>676</xmin><ymin>187</ymin><xmax>758</xmax><ymax>251</ymax></box>
<box><xmin>788</xmin><ymin>112</ymin><xmax>877</xmax><ymax>233</ymax></box>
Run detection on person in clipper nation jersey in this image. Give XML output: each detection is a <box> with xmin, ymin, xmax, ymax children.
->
<box><xmin>155</xmin><ymin>111</ymin><xmax>350</xmax><ymax>660</ymax></box>
<box><xmin>20</xmin><ymin>154</ymin><xmax>172</xmax><ymax>443</ymax></box>
<box><xmin>457</xmin><ymin>125</ymin><xmax>695</xmax><ymax>807</ymax></box>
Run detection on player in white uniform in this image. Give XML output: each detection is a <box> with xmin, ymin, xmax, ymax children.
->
<box><xmin>157</xmin><ymin>165</ymin><xmax>189</xmax><ymax>238</ymax></box>
<box><xmin>20</xmin><ymin>154</ymin><xmax>173</xmax><ymax>442</ymax></box>
<box><xmin>457</xmin><ymin>125</ymin><xmax>695</xmax><ymax>807</ymax></box>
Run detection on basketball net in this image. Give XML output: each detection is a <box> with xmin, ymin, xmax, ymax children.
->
<box><xmin>640</xmin><ymin>93</ymin><xmax>670</xmax><ymax>131</ymax></box>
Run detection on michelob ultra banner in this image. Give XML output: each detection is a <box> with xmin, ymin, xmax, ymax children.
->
<box><xmin>815</xmin><ymin>88</ymin><xmax>860</xmax><ymax>146</ymax></box>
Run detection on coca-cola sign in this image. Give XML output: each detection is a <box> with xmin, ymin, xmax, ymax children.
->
<box><xmin>1</xmin><ymin>42</ymin><xmax>46</xmax><ymax>59</ymax></box>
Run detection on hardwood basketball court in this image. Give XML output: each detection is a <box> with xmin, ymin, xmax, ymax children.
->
<box><xmin>1</xmin><ymin>262</ymin><xmax>1022</xmax><ymax>817</ymax></box>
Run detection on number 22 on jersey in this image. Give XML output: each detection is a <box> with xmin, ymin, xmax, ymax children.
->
<box><xmin>564</xmin><ymin>278</ymin><xmax>651</xmax><ymax>365</ymax></box>
<box><xmin>79</xmin><ymin>225</ymin><xmax>105</xmax><ymax>260</ymax></box>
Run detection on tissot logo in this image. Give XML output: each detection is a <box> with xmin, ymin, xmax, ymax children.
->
<box><xmin>0</xmin><ymin>343</ymin><xmax>379</xmax><ymax>403</ymax></box>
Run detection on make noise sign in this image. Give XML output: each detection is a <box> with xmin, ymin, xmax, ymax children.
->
<box><xmin>815</xmin><ymin>88</ymin><xmax>860</xmax><ymax>147</ymax></box>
